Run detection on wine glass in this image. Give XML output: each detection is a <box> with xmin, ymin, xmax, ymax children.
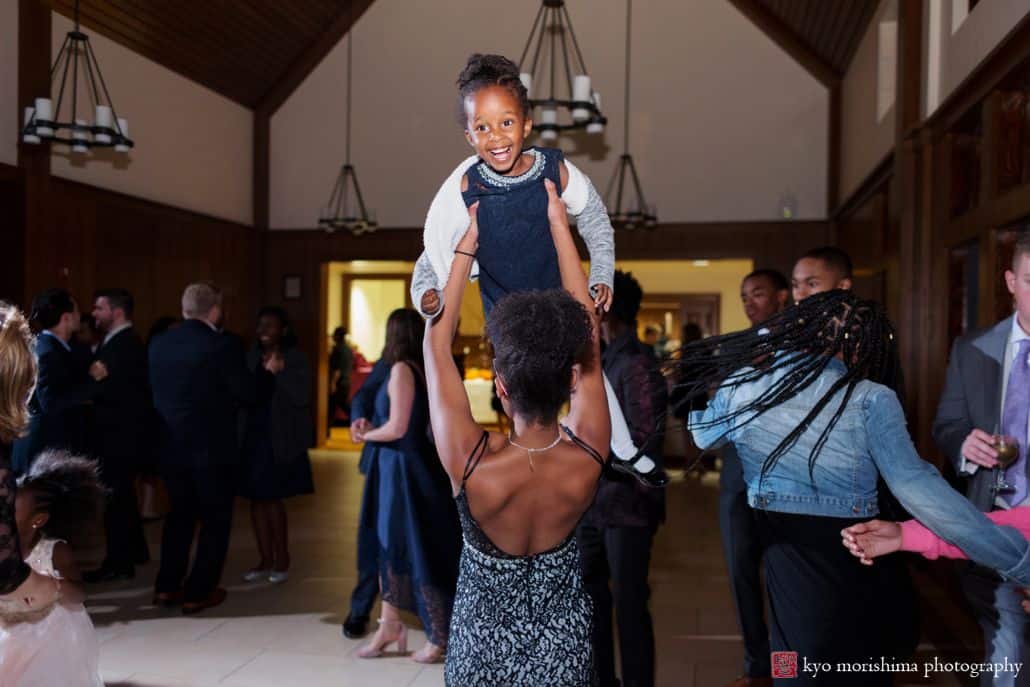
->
<box><xmin>992</xmin><ymin>430</ymin><xmax>1021</xmax><ymax>495</ymax></box>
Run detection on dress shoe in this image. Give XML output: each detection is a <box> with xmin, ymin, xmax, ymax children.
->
<box><xmin>181</xmin><ymin>588</ymin><xmax>227</xmax><ymax>615</ymax></box>
<box><xmin>727</xmin><ymin>677</ymin><xmax>773</xmax><ymax>687</ymax></box>
<box><xmin>152</xmin><ymin>590</ymin><xmax>184</xmax><ymax>607</ymax></box>
<box><xmin>611</xmin><ymin>454</ymin><xmax>670</xmax><ymax>488</ymax></box>
<box><xmin>268</xmin><ymin>570</ymin><xmax>289</xmax><ymax>584</ymax></box>
<box><xmin>342</xmin><ymin>613</ymin><xmax>370</xmax><ymax>639</ymax></box>
<box><xmin>82</xmin><ymin>564</ymin><xmax>135</xmax><ymax>583</ymax></box>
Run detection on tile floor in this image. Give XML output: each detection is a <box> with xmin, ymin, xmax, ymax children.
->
<box><xmin>85</xmin><ymin>449</ymin><xmax>981</xmax><ymax>686</ymax></box>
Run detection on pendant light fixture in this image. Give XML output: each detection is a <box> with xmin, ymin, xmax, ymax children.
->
<box><xmin>517</xmin><ymin>0</ymin><xmax>606</xmax><ymax>141</ymax></box>
<box><xmin>605</xmin><ymin>0</ymin><xmax>656</xmax><ymax>230</ymax></box>
<box><xmin>318</xmin><ymin>17</ymin><xmax>376</xmax><ymax>235</ymax></box>
<box><xmin>21</xmin><ymin>0</ymin><xmax>133</xmax><ymax>154</ymax></box>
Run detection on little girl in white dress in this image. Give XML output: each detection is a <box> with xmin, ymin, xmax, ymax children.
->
<box><xmin>0</xmin><ymin>450</ymin><xmax>105</xmax><ymax>686</ymax></box>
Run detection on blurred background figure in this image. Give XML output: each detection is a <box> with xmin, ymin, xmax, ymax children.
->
<box><xmin>240</xmin><ymin>306</ymin><xmax>314</xmax><ymax>584</ymax></box>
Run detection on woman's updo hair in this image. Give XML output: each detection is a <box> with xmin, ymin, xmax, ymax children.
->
<box><xmin>456</xmin><ymin>54</ymin><xmax>531</xmax><ymax>125</ymax></box>
<box><xmin>487</xmin><ymin>290</ymin><xmax>591</xmax><ymax>424</ymax></box>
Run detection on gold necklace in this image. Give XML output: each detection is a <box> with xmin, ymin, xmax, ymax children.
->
<box><xmin>507</xmin><ymin>431</ymin><xmax>562</xmax><ymax>472</ymax></box>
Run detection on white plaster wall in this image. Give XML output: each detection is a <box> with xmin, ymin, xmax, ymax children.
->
<box><xmin>271</xmin><ymin>0</ymin><xmax>828</xmax><ymax>229</ymax></box>
<box><xmin>841</xmin><ymin>0</ymin><xmax>897</xmax><ymax>203</ymax></box>
<box><xmin>47</xmin><ymin>12</ymin><xmax>253</xmax><ymax>224</ymax></box>
<box><xmin>0</xmin><ymin>1</ymin><xmax>18</xmax><ymax>167</ymax></box>
<box><xmin>926</xmin><ymin>0</ymin><xmax>1030</xmax><ymax>116</ymax></box>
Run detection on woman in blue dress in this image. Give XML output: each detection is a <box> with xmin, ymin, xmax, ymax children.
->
<box><xmin>353</xmin><ymin>308</ymin><xmax>461</xmax><ymax>664</ymax></box>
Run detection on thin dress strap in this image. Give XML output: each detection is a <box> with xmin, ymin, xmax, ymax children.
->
<box><xmin>462</xmin><ymin>431</ymin><xmax>491</xmax><ymax>484</ymax></box>
<box><xmin>560</xmin><ymin>424</ymin><xmax>607</xmax><ymax>468</ymax></box>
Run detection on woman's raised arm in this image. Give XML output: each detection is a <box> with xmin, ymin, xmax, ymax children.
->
<box><xmin>424</xmin><ymin>204</ymin><xmax>485</xmax><ymax>489</ymax></box>
<box><xmin>544</xmin><ymin>179</ymin><xmax>610</xmax><ymax>453</ymax></box>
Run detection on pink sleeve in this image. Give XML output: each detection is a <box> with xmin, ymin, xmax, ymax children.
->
<box><xmin>900</xmin><ymin>508</ymin><xmax>1030</xmax><ymax>561</ymax></box>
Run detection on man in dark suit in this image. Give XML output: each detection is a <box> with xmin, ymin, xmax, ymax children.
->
<box><xmin>341</xmin><ymin>357</ymin><xmax>389</xmax><ymax>638</ymax></box>
<box><xmin>578</xmin><ymin>271</ymin><xmax>667</xmax><ymax>687</ymax></box>
<box><xmin>83</xmin><ymin>288</ymin><xmax>151</xmax><ymax>582</ymax></box>
<box><xmin>934</xmin><ymin>232</ymin><xmax>1030</xmax><ymax>686</ymax></box>
<box><xmin>149</xmin><ymin>282</ymin><xmax>253</xmax><ymax>614</ymax></box>
<box><xmin>11</xmin><ymin>289</ymin><xmax>93</xmax><ymax>474</ymax></box>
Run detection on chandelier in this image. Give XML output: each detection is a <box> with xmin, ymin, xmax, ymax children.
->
<box><xmin>318</xmin><ymin>20</ymin><xmax>376</xmax><ymax>235</ymax></box>
<box><xmin>21</xmin><ymin>0</ymin><xmax>133</xmax><ymax>154</ymax></box>
<box><xmin>605</xmin><ymin>0</ymin><xmax>655</xmax><ymax>230</ymax></box>
<box><xmin>517</xmin><ymin>0</ymin><xmax>606</xmax><ymax>141</ymax></box>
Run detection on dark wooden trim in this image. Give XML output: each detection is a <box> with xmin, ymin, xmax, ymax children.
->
<box><xmin>725</xmin><ymin>0</ymin><xmax>841</xmax><ymax>87</ymax></box>
<box><xmin>254</xmin><ymin>110</ymin><xmax>270</xmax><ymax>231</ymax></box>
<box><xmin>896</xmin><ymin>0</ymin><xmax>923</xmax><ymax>136</ymax></box>
<box><xmin>833</xmin><ymin>152</ymin><xmax>894</xmax><ymax>221</ymax></box>
<box><xmin>256</xmin><ymin>0</ymin><xmax>376</xmax><ymax>117</ymax></box>
<box><xmin>18</xmin><ymin>0</ymin><xmax>50</xmax><ymax>173</ymax></box>
<box><xmin>922</xmin><ymin>11</ymin><xmax>1030</xmax><ymax>135</ymax></box>
<box><xmin>979</xmin><ymin>91</ymin><xmax>1002</xmax><ymax>206</ymax></box>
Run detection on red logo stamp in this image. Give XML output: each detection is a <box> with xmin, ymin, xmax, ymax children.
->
<box><xmin>771</xmin><ymin>651</ymin><xmax>798</xmax><ymax>679</ymax></box>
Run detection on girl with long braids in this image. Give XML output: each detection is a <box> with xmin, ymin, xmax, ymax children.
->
<box><xmin>681</xmin><ymin>290</ymin><xmax>1030</xmax><ymax>685</ymax></box>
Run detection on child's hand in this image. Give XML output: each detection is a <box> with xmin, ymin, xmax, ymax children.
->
<box><xmin>840</xmin><ymin>520</ymin><xmax>902</xmax><ymax>565</ymax></box>
<box><xmin>592</xmin><ymin>284</ymin><xmax>613</xmax><ymax>313</ymax></box>
<box><xmin>543</xmin><ymin>179</ymin><xmax>568</xmax><ymax>229</ymax></box>
<box><xmin>421</xmin><ymin>290</ymin><xmax>441</xmax><ymax>317</ymax></box>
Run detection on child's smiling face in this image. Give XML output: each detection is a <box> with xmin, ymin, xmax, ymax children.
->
<box><xmin>464</xmin><ymin>85</ymin><xmax>533</xmax><ymax>175</ymax></box>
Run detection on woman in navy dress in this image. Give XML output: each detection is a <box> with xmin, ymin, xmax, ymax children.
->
<box><xmin>353</xmin><ymin>309</ymin><xmax>461</xmax><ymax>664</ymax></box>
<box><xmin>240</xmin><ymin>307</ymin><xmax>314</xmax><ymax>584</ymax></box>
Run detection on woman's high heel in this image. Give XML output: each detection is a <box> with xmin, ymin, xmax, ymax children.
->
<box><xmin>412</xmin><ymin>641</ymin><xmax>445</xmax><ymax>664</ymax></box>
<box><xmin>356</xmin><ymin>618</ymin><xmax>408</xmax><ymax>658</ymax></box>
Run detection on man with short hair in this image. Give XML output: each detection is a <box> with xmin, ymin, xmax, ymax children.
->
<box><xmin>83</xmin><ymin>288</ymin><xmax>151</xmax><ymax>582</ymax></box>
<box><xmin>791</xmin><ymin>246</ymin><xmax>853</xmax><ymax>303</ymax></box>
<box><xmin>11</xmin><ymin>288</ymin><xmax>92</xmax><ymax>474</ymax></box>
<box><xmin>579</xmin><ymin>270</ymin><xmax>666</xmax><ymax>687</ymax></box>
<box><xmin>934</xmin><ymin>231</ymin><xmax>1030</xmax><ymax>686</ymax></box>
<box><xmin>149</xmin><ymin>282</ymin><xmax>253</xmax><ymax>614</ymax></box>
<box><xmin>721</xmin><ymin>269</ymin><xmax>788</xmax><ymax>687</ymax></box>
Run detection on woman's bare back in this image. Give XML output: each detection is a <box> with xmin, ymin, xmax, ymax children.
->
<box><xmin>459</xmin><ymin>429</ymin><xmax>604</xmax><ymax>557</ymax></box>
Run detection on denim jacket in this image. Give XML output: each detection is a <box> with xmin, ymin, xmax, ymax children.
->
<box><xmin>691</xmin><ymin>356</ymin><xmax>1030</xmax><ymax>585</ymax></box>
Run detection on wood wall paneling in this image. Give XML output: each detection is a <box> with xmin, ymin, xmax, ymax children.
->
<box><xmin>23</xmin><ymin>177</ymin><xmax>260</xmax><ymax>339</ymax></box>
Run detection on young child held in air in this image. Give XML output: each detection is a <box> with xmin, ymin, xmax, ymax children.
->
<box><xmin>411</xmin><ymin>54</ymin><xmax>665</xmax><ymax>487</ymax></box>
<box><xmin>0</xmin><ymin>450</ymin><xmax>105</xmax><ymax>686</ymax></box>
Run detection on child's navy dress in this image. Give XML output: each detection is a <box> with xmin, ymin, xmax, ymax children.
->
<box><xmin>461</xmin><ymin>147</ymin><xmax>564</xmax><ymax>317</ymax></box>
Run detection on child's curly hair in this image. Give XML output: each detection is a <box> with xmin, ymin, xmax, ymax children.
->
<box><xmin>487</xmin><ymin>290</ymin><xmax>592</xmax><ymax>424</ymax></box>
<box><xmin>17</xmin><ymin>450</ymin><xmax>106</xmax><ymax>544</ymax></box>
<box><xmin>456</xmin><ymin>54</ymin><xmax>531</xmax><ymax>126</ymax></box>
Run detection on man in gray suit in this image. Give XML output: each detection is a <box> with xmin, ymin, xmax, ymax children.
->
<box><xmin>934</xmin><ymin>231</ymin><xmax>1030</xmax><ymax>687</ymax></box>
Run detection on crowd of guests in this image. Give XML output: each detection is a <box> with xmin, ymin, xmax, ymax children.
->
<box><xmin>1</xmin><ymin>242</ymin><xmax>1030</xmax><ymax>686</ymax></box>
<box><xmin>3</xmin><ymin>282</ymin><xmax>315</xmax><ymax>619</ymax></box>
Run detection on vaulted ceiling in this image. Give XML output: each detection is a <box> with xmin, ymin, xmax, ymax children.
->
<box><xmin>45</xmin><ymin>0</ymin><xmax>373</xmax><ymax>109</ymax></box>
<box><xmin>44</xmin><ymin>0</ymin><xmax>879</xmax><ymax>110</ymax></box>
<box><xmin>760</xmin><ymin>0</ymin><xmax>880</xmax><ymax>75</ymax></box>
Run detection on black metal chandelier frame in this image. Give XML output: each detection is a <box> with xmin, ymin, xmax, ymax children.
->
<box><xmin>605</xmin><ymin>0</ymin><xmax>656</xmax><ymax>230</ymax></box>
<box><xmin>518</xmin><ymin>0</ymin><xmax>606</xmax><ymax>137</ymax></box>
<box><xmin>318</xmin><ymin>20</ymin><xmax>376</xmax><ymax>236</ymax></box>
<box><xmin>21</xmin><ymin>0</ymin><xmax>133</xmax><ymax>152</ymax></box>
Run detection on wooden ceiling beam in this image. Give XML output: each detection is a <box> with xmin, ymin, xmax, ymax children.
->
<box><xmin>256</xmin><ymin>0</ymin><xmax>377</xmax><ymax>117</ymax></box>
<box><xmin>726</xmin><ymin>0</ymin><xmax>840</xmax><ymax>87</ymax></box>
